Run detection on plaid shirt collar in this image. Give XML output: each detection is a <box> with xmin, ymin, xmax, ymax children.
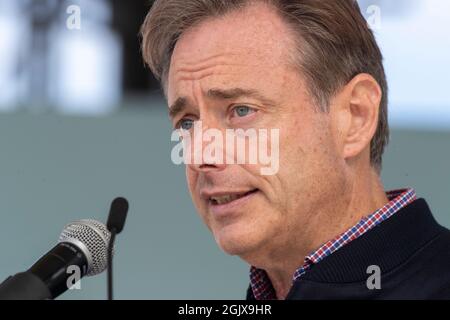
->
<box><xmin>249</xmin><ymin>188</ymin><xmax>417</xmax><ymax>300</ymax></box>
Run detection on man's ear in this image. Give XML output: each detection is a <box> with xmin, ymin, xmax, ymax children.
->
<box><xmin>334</xmin><ymin>73</ymin><xmax>382</xmax><ymax>162</ymax></box>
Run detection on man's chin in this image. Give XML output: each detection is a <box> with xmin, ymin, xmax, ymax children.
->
<box><xmin>213</xmin><ymin>224</ymin><xmax>264</xmax><ymax>256</ymax></box>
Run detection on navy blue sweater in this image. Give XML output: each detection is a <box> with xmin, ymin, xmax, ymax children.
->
<box><xmin>247</xmin><ymin>199</ymin><xmax>450</xmax><ymax>300</ymax></box>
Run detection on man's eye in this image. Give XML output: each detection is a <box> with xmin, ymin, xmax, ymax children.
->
<box><xmin>178</xmin><ymin>119</ymin><xmax>194</xmax><ymax>130</ymax></box>
<box><xmin>232</xmin><ymin>105</ymin><xmax>255</xmax><ymax>118</ymax></box>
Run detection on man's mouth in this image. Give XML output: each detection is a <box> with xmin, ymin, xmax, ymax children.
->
<box><xmin>209</xmin><ymin>189</ymin><xmax>259</xmax><ymax>206</ymax></box>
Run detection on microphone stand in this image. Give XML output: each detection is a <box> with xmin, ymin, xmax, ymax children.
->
<box><xmin>105</xmin><ymin>197</ymin><xmax>129</xmax><ymax>300</ymax></box>
<box><xmin>107</xmin><ymin>229</ymin><xmax>117</xmax><ymax>300</ymax></box>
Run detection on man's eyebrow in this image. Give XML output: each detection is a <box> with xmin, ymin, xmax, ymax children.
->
<box><xmin>169</xmin><ymin>97</ymin><xmax>188</xmax><ymax>120</ymax></box>
<box><xmin>207</xmin><ymin>87</ymin><xmax>277</xmax><ymax>106</ymax></box>
<box><xmin>168</xmin><ymin>87</ymin><xmax>276</xmax><ymax>119</ymax></box>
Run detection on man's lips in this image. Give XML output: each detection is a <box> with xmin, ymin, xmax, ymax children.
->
<box><xmin>207</xmin><ymin>189</ymin><xmax>259</xmax><ymax>206</ymax></box>
<box><xmin>200</xmin><ymin>188</ymin><xmax>260</xmax><ymax>218</ymax></box>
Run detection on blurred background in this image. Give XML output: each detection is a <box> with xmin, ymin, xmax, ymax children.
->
<box><xmin>0</xmin><ymin>0</ymin><xmax>449</xmax><ymax>299</ymax></box>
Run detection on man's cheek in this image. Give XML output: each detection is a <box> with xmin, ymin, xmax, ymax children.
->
<box><xmin>185</xmin><ymin>168</ymin><xmax>197</xmax><ymax>195</ymax></box>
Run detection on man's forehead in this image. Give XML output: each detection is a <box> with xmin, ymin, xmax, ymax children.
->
<box><xmin>168</xmin><ymin>2</ymin><xmax>295</xmax><ymax>72</ymax></box>
<box><xmin>165</xmin><ymin>3</ymin><xmax>298</xmax><ymax>109</ymax></box>
<box><xmin>167</xmin><ymin>43</ymin><xmax>294</xmax><ymax>107</ymax></box>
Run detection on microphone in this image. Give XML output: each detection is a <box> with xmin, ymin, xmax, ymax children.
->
<box><xmin>107</xmin><ymin>197</ymin><xmax>128</xmax><ymax>234</ymax></box>
<box><xmin>106</xmin><ymin>197</ymin><xmax>129</xmax><ymax>300</ymax></box>
<box><xmin>0</xmin><ymin>219</ymin><xmax>111</xmax><ymax>300</ymax></box>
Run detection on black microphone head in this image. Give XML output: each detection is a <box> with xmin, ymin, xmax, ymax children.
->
<box><xmin>107</xmin><ymin>197</ymin><xmax>129</xmax><ymax>234</ymax></box>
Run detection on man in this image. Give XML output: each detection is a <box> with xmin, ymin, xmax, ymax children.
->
<box><xmin>140</xmin><ymin>0</ymin><xmax>450</xmax><ymax>299</ymax></box>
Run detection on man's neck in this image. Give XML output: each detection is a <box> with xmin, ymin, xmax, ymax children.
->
<box><xmin>255</xmin><ymin>168</ymin><xmax>389</xmax><ymax>300</ymax></box>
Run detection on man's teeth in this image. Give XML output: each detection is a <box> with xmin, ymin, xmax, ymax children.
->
<box><xmin>211</xmin><ymin>193</ymin><xmax>245</xmax><ymax>205</ymax></box>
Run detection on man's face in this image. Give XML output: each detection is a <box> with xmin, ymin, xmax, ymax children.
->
<box><xmin>167</xmin><ymin>4</ymin><xmax>348</xmax><ymax>262</ymax></box>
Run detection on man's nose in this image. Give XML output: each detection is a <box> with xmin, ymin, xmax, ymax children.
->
<box><xmin>186</xmin><ymin>119</ymin><xmax>227</xmax><ymax>173</ymax></box>
<box><xmin>191</xmin><ymin>162</ymin><xmax>227</xmax><ymax>173</ymax></box>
